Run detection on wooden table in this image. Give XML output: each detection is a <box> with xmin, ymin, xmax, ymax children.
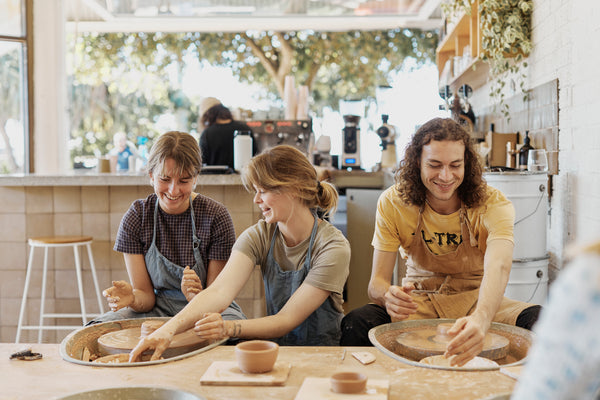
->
<box><xmin>2</xmin><ymin>343</ymin><xmax>516</xmax><ymax>400</ymax></box>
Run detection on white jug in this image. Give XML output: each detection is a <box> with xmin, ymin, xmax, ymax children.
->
<box><xmin>233</xmin><ymin>131</ymin><xmax>253</xmax><ymax>172</ymax></box>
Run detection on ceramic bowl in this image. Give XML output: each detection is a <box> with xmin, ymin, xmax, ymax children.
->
<box><xmin>234</xmin><ymin>340</ymin><xmax>279</xmax><ymax>373</ymax></box>
<box><xmin>330</xmin><ymin>371</ymin><xmax>368</xmax><ymax>394</ymax></box>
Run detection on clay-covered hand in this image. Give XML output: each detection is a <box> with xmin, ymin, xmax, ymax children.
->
<box><xmin>102</xmin><ymin>280</ymin><xmax>134</xmax><ymax>312</ymax></box>
<box><xmin>384</xmin><ymin>283</ymin><xmax>418</xmax><ymax>321</ymax></box>
<box><xmin>181</xmin><ymin>266</ymin><xmax>203</xmax><ymax>302</ymax></box>
<box><xmin>129</xmin><ymin>326</ymin><xmax>175</xmax><ymax>362</ymax></box>
<box><xmin>443</xmin><ymin>315</ymin><xmax>488</xmax><ymax>366</ymax></box>
<box><xmin>193</xmin><ymin>312</ymin><xmax>231</xmax><ymax>341</ymax></box>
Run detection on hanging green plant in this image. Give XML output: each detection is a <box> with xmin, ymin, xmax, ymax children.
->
<box><xmin>442</xmin><ymin>0</ymin><xmax>532</xmax><ymax>119</ymax></box>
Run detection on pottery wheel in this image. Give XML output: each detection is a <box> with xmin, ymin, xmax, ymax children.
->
<box><xmin>420</xmin><ymin>355</ymin><xmax>499</xmax><ymax>368</ymax></box>
<box><xmin>97</xmin><ymin>325</ymin><xmax>207</xmax><ymax>356</ymax></box>
<box><xmin>395</xmin><ymin>324</ymin><xmax>509</xmax><ymax>361</ymax></box>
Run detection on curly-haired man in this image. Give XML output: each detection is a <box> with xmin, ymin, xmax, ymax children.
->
<box><xmin>340</xmin><ymin>118</ymin><xmax>541</xmax><ymax>366</ymax></box>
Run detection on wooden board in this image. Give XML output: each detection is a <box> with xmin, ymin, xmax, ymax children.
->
<box><xmin>200</xmin><ymin>361</ymin><xmax>291</xmax><ymax>386</ymax></box>
<box><xmin>294</xmin><ymin>377</ymin><xmax>389</xmax><ymax>400</ymax></box>
<box><xmin>395</xmin><ymin>326</ymin><xmax>509</xmax><ymax>361</ymax></box>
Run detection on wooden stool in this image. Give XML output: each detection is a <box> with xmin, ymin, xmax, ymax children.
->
<box><xmin>15</xmin><ymin>236</ymin><xmax>105</xmax><ymax>343</ymax></box>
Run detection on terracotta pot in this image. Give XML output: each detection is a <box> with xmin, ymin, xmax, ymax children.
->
<box><xmin>330</xmin><ymin>371</ymin><xmax>368</xmax><ymax>394</ymax></box>
<box><xmin>234</xmin><ymin>340</ymin><xmax>279</xmax><ymax>373</ymax></box>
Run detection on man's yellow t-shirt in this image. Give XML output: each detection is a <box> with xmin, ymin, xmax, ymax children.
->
<box><xmin>372</xmin><ymin>185</ymin><xmax>515</xmax><ymax>257</ymax></box>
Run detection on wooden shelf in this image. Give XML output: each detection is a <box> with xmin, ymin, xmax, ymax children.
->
<box><xmin>436</xmin><ymin>0</ymin><xmax>488</xmax><ymax>91</ymax></box>
<box><xmin>447</xmin><ymin>58</ymin><xmax>489</xmax><ymax>91</ymax></box>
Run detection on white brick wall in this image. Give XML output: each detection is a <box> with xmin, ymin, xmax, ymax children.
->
<box><xmin>471</xmin><ymin>0</ymin><xmax>600</xmax><ymax>270</ymax></box>
<box><xmin>534</xmin><ymin>0</ymin><xmax>600</xmax><ymax>266</ymax></box>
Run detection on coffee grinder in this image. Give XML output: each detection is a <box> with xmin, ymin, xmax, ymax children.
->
<box><xmin>339</xmin><ymin>99</ymin><xmax>364</xmax><ymax>169</ymax></box>
<box><xmin>375</xmin><ymin>85</ymin><xmax>397</xmax><ymax>170</ymax></box>
<box><xmin>376</xmin><ymin>114</ymin><xmax>397</xmax><ymax>169</ymax></box>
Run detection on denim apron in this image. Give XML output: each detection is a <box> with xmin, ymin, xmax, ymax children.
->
<box><xmin>89</xmin><ymin>196</ymin><xmax>245</xmax><ymax>323</ymax></box>
<box><xmin>145</xmin><ymin>196</ymin><xmax>205</xmax><ymax>315</ymax></box>
<box><xmin>263</xmin><ymin>214</ymin><xmax>342</xmax><ymax>346</ymax></box>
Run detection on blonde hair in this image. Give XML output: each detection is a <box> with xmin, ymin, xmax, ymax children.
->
<box><xmin>241</xmin><ymin>145</ymin><xmax>339</xmax><ymax>215</ymax></box>
<box><xmin>146</xmin><ymin>131</ymin><xmax>202</xmax><ymax>178</ymax></box>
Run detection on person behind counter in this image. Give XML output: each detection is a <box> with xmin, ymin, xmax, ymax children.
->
<box><xmin>339</xmin><ymin>118</ymin><xmax>541</xmax><ymax>367</ymax></box>
<box><xmin>90</xmin><ymin>131</ymin><xmax>245</xmax><ymax>324</ymax></box>
<box><xmin>109</xmin><ymin>132</ymin><xmax>135</xmax><ymax>171</ymax></box>
<box><xmin>198</xmin><ymin>97</ymin><xmax>256</xmax><ymax>169</ymax></box>
<box><xmin>130</xmin><ymin>145</ymin><xmax>350</xmax><ymax>361</ymax></box>
<box><xmin>511</xmin><ymin>240</ymin><xmax>600</xmax><ymax>400</ymax></box>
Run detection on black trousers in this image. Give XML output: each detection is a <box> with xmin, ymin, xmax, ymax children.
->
<box><xmin>339</xmin><ymin>303</ymin><xmax>542</xmax><ymax>346</ymax></box>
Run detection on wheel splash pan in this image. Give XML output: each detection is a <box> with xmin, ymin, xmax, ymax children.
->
<box><xmin>55</xmin><ymin>386</ymin><xmax>206</xmax><ymax>399</ymax></box>
<box><xmin>60</xmin><ymin>317</ymin><xmax>226</xmax><ymax>367</ymax></box>
<box><xmin>368</xmin><ymin>319</ymin><xmax>533</xmax><ymax>371</ymax></box>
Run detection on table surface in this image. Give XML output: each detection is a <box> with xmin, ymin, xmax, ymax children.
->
<box><xmin>2</xmin><ymin>343</ymin><xmax>516</xmax><ymax>400</ymax></box>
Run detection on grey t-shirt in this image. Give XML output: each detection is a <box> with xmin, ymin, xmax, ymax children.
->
<box><xmin>233</xmin><ymin>219</ymin><xmax>350</xmax><ymax>312</ymax></box>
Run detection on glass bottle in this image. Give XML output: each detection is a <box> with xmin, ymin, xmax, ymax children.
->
<box><xmin>518</xmin><ymin>131</ymin><xmax>534</xmax><ymax>170</ymax></box>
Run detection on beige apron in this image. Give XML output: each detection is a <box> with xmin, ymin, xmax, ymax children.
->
<box><xmin>402</xmin><ymin>204</ymin><xmax>531</xmax><ymax>325</ymax></box>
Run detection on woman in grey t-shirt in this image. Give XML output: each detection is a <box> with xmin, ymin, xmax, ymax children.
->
<box><xmin>131</xmin><ymin>145</ymin><xmax>350</xmax><ymax>361</ymax></box>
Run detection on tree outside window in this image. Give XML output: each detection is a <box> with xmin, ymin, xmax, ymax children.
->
<box><xmin>67</xmin><ymin>29</ymin><xmax>438</xmax><ymax>169</ymax></box>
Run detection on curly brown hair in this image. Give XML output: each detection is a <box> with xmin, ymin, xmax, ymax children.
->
<box><xmin>395</xmin><ymin>118</ymin><xmax>487</xmax><ymax>208</ymax></box>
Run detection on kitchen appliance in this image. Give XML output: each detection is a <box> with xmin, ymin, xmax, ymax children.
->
<box><xmin>341</xmin><ymin>115</ymin><xmax>361</xmax><ymax>169</ymax></box>
<box><xmin>339</xmin><ymin>99</ymin><xmax>365</xmax><ymax>169</ymax></box>
<box><xmin>245</xmin><ymin>119</ymin><xmax>313</xmax><ymax>155</ymax></box>
<box><xmin>375</xmin><ymin>114</ymin><xmax>397</xmax><ymax>169</ymax></box>
<box><xmin>312</xmin><ymin>135</ymin><xmax>332</xmax><ymax>167</ymax></box>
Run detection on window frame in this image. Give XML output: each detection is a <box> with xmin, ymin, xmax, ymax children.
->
<box><xmin>0</xmin><ymin>0</ymin><xmax>33</xmax><ymax>173</ymax></box>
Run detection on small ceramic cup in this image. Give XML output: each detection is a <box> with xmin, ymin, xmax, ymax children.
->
<box><xmin>235</xmin><ymin>340</ymin><xmax>279</xmax><ymax>373</ymax></box>
<box><xmin>330</xmin><ymin>371</ymin><xmax>368</xmax><ymax>394</ymax></box>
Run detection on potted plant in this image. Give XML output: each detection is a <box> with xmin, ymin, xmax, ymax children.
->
<box><xmin>442</xmin><ymin>0</ymin><xmax>533</xmax><ymax>119</ymax></box>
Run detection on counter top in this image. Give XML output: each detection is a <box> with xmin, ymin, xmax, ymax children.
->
<box><xmin>0</xmin><ymin>172</ymin><xmax>243</xmax><ymax>187</ymax></box>
<box><xmin>2</xmin><ymin>343</ymin><xmax>516</xmax><ymax>400</ymax></box>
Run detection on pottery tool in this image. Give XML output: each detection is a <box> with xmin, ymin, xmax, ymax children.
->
<box><xmin>200</xmin><ymin>361</ymin><xmax>291</xmax><ymax>386</ymax></box>
<box><xmin>352</xmin><ymin>351</ymin><xmax>376</xmax><ymax>365</ymax></box>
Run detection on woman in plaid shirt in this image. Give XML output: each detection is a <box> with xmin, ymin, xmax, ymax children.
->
<box><xmin>91</xmin><ymin>131</ymin><xmax>245</xmax><ymax>324</ymax></box>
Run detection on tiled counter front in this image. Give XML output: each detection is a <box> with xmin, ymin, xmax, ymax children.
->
<box><xmin>0</xmin><ymin>174</ymin><xmax>265</xmax><ymax>343</ymax></box>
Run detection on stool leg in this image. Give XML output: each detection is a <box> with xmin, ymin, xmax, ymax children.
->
<box><xmin>73</xmin><ymin>244</ymin><xmax>88</xmax><ymax>325</ymax></box>
<box><xmin>15</xmin><ymin>244</ymin><xmax>36</xmax><ymax>343</ymax></box>
<box><xmin>37</xmin><ymin>245</ymin><xmax>50</xmax><ymax>343</ymax></box>
<box><xmin>86</xmin><ymin>243</ymin><xmax>105</xmax><ymax>314</ymax></box>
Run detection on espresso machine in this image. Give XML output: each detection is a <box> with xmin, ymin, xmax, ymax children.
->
<box><xmin>245</xmin><ymin>119</ymin><xmax>313</xmax><ymax>155</ymax></box>
<box><xmin>339</xmin><ymin>100</ymin><xmax>364</xmax><ymax>169</ymax></box>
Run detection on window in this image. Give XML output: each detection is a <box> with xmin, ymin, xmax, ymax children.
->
<box><xmin>0</xmin><ymin>0</ymin><xmax>31</xmax><ymax>174</ymax></box>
